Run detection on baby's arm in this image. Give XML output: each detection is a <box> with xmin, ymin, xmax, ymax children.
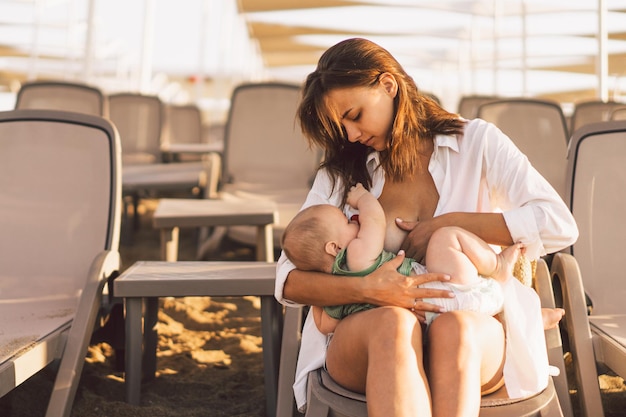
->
<box><xmin>345</xmin><ymin>183</ymin><xmax>387</xmax><ymax>271</ymax></box>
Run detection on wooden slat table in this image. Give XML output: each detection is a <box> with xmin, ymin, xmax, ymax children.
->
<box><xmin>114</xmin><ymin>261</ymin><xmax>282</xmax><ymax>417</ymax></box>
<box><xmin>117</xmin><ymin>198</ymin><xmax>280</xmax><ymax>416</ymax></box>
<box><xmin>152</xmin><ymin>198</ymin><xmax>278</xmax><ymax>262</ymax></box>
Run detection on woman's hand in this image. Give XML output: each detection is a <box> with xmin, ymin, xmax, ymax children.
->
<box><xmin>396</xmin><ymin>217</ymin><xmax>438</xmax><ymax>261</ymax></box>
<box><xmin>360</xmin><ymin>250</ymin><xmax>453</xmax><ymax>323</ymax></box>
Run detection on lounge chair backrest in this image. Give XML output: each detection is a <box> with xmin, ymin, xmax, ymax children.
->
<box><xmin>610</xmin><ymin>107</ymin><xmax>626</xmax><ymax>121</ymax></box>
<box><xmin>0</xmin><ymin>109</ymin><xmax>120</xmax><ymax>299</ymax></box>
<box><xmin>477</xmin><ymin>98</ymin><xmax>569</xmax><ymax>200</ymax></box>
<box><xmin>222</xmin><ymin>82</ymin><xmax>318</xmax><ymax>189</ymax></box>
<box><xmin>570</xmin><ymin>100</ymin><xmax>626</xmax><ymax>134</ymax></box>
<box><xmin>164</xmin><ymin>104</ymin><xmax>203</xmax><ymax>145</ymax></box>
<box><xmin>456</xmin><ymin>95</ymin><xmax>499</xmax><ymax>119</ymax></box>
<box><xmin>108</xmin><ymin>93</ymin><xmax>164</xmax><ymax>165</ymax></box>
<box><xmin>566</xmin><ymin>120</ymin><xmax>626</xmax><ymax>315</ymax></box>
<box><xmin>15</xmin><ymin>80</ymin><xmax>107</xmax><ymax>117</ymax></box>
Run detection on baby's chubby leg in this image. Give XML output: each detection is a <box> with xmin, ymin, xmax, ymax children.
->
<box><xmin>425</xmin><ymin>226</ymin><xmax>501</xmax><ymax>285</ymax></box>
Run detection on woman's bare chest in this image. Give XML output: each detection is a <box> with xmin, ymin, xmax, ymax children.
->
<box><xmin>377</xmin><ymin>171</ymin><xmax>439</xmax><ymax>251</ymax></box>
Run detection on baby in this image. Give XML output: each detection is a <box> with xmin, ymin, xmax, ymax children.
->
<box><xmin>281</xmin><ymin>183</ymin><xmax>522</xmax><ymax>334</ymax></box>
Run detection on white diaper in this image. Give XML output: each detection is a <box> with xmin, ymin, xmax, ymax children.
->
<box><xmin>419</xmin><ymin>277</ymin><xmax>504</xmax><ymax>326</ymax></box>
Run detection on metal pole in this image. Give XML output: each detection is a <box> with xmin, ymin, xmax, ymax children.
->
<box><xmin>521</xmin><ymin>0</ymin><xmax>528</xmax><ymax>96</ymax></box>
<box><xmin>597</xmin><ymin>0</ymin><xmax>608</xmax><ymax>101</ymax></box>
<box><xmin>84</xmin><ymin>0</ymin><xmax>96</xmax><ymax>83</ymax></box>
<box><xmin>195</xmin><ymin>0</ymin><xmax>211</xmax><ymax>102</ymax></box>
<box><xmin>139</xmin><ymin>0</ymin><xmax>155</xmax><ymax>93</ymax></box>
<box><xmin>492</xmin><ymin>0</ymin><xmax>500</xmax><ymax>95</ymax></box>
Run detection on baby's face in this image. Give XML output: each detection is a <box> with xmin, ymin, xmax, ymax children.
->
<box><xmin>330</xmin><ymin>208</ymin><xmax>360</xmax><ymax>249</ymax></box>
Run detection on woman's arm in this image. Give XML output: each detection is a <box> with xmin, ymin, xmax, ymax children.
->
<box><xmin>398</xmin><ymin>212</ymin><xmax>512</xmax><ymax>261</ymax></box>
<box><xmin>399</xmin><ymin>120</ymin><xmax>577</xmax><ymax>261</ymax></box>
<box><xmin>283</xmin><ymin>251</ymin><xmax>453</xmax><ymax>312</ymax></box>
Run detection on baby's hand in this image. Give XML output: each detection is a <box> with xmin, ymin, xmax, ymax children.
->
<box><xmin>347</xmin><ymin>183</ymin><xmax>369</xmax><ymax>207</ymax></box>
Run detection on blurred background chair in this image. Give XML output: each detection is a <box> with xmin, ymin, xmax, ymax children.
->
<box><xmin>457</xmin><ymin>95</ymin><xmax>500</xmax><ymax>119</ymax></box>
<box><xmin>610</xmin><ymin>107</ymin><xmax>626</xmax><ymax>121</ymax></box>
<box><xmin>564</xmin><ymin>120</ymin><xmax>626</xmax><ymax>390</ymax></box>
<box><xmin>477</xmin><ymin>98</ymin><xmax>569</xmax><ymax>200</ymax></box>
<box><xmin>15</xmin><ymin>80</ymin><xmax>107</xmax><ymax>116</ymax></box>
<box><xmin>0</xmin><ymin>109</ymin><xmax>122</xmax><ymax>417</ymax></box>
<box><xmin>163</xmin><ymin>103</ymin><xmax>209</xmax><ymax>162</ymax></box>
<box><xmin>108</xmin><ymin>92</ymin><xmax>164</xmax><ymax>165</ymax></box>
<box><xmin>108</xmin><ymin>93</ymin><xmax>207</xmax><ymax>240</ymax></box>
<box><xmin>569</xmin><ymin>100</ymin><xmax>626</xmax><ymax>135</ymax></box>
<box><xmin>200</xmin><ymin>82</ymin><xmax>320</xmax><ymax>260</ymax></box>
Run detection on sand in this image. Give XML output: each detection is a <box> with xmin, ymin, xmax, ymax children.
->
<box><xmin>1</xmin><ymin>199</ymin><xmax>625</xmax><ymax>417</ymax></box>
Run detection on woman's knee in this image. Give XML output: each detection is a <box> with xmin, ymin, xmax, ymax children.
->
<box><xmin>327</xmin><ymin>307</ymin><xmax>425</xmax><ymax>389</ymax></box>
<box><xmin>369</xmin><ymin>307</ymin><xmax>424</xmax><ymax>349</ymax></box>
<box><xmin>427</xmin><ymin>311</ymin><xmax>504</xmax><ymax>368</ymax></box>
<box><xmin>428</xmin><ymin>311</ymin><xmax>479</xmax><ymax>351</ymax></box>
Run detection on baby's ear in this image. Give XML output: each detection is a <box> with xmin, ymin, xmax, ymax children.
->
<box><xmin>325</xmin><ymin>241</ymin><xmax>340</xmax><ymax>257</ymax></box>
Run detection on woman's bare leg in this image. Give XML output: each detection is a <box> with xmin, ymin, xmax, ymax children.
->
<box><xmin>326</xmin><ymin>306</ymin><xmax>431</xmax><ymax>417</ymax></box>
<box><xmin>428</xmin><ymin>311</ymin><xmax>505</xmax><ymax>417</ymax></box>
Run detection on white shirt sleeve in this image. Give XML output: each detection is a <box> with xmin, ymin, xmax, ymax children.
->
<box><xmin>461</xmin><ymin>120</ymin><xmax>578</xmax><ymax>259</ymax></box>
<box><xmin>274</xmin><ymin>169</ymin><xmax>344</xmax><ymax>305</ymax></box>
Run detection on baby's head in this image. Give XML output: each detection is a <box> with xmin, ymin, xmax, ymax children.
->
<box><xmin>282</xmin><ymin>204</ymin><xmax>352</xmax><ymax>272</ymax></box>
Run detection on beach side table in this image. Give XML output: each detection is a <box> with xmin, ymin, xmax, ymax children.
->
<box><xmin>114</xmin><ymin>261</ymin><xmax>280</xmax><ymax>417</ymax></box>
<box><xmin>152</xmin><ymin>198</ymin><xmax>278</xmax><ymax>263</ymax></box>
<box><xmin>116</xmin><ymin>198</ymin><xmax>281</xmax><ymax>416</ymax></box>
<box><xmin>160</xmin><ymin>141</ymin><xmax>224</xmax><ymax>156</ymax></box>
<box><xmin>120</xmin><ymin>163</ymin><xmax>209</xmax><ymax>244</ymax></box>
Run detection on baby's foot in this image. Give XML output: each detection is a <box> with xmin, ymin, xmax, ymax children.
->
<box><xmin>542</xmin><ymin>307</ymin><xmax>565</xmax><ymax>329</ymax></box>
<box><xmin>491</xmin><ymin>243</ymin><xmax>524</xmax><ymax>282</ymax></box>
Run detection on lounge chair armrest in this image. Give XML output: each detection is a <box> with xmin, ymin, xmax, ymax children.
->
<box><xmin>45</xmin><ymin>249</ymin><xmax>121</xmax><ymax>417</ymax></box>
<box><xmin>550</xmin><ymin>253</ymin><xmax>604</xmax><ymax>417</ymax></box>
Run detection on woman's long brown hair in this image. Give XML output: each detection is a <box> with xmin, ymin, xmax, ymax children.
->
<box><xmin>297</xmin><ymin>38</ymin><xmax>465</xmax><ymax>203</ymax></box>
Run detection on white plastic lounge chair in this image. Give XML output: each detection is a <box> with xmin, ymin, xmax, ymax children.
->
<box><xmin>570</xmin><ymin>100</ymin><xmax>626</xmax><ymax>135</ymax></box>
<box><xmin>109</xmin><ymin>93</ymin><xmax>206</xmax><ymax>238</ymax></box>
<box><xmin>610</xmin><ymin>107</ymin><xmax>626</xmax><ymax>121</ymax></box>
<box><xmin>108</xmin><ymin>92</ymin><xmax>164</xmax><ymax>165</ymax></box>
<box><xmin>200</xmin><ymin>82</ymin><xmax>320</xmax><ymax>258</ymax></box>
<box><xmin>456</xmin><ymin>95</ymin><xmax>500</xmax><ymax>119</ymax></box>
<box><xmin>276</xmin><ymin>256</ymin><xmax>604</xmax><ymax>417</ymax></box>
<box><xmin>162</xmin><ymin>103</ymin><xmax>207</xmax><ymax>162</ymax></box>
<box><xmin>477</xmin><ymin>98</ymin><xmax>569</xmax><ymax>200</ymax></box>
<box><xmin>565</xmin><ymin>120</ymin><xmax>626</xmax><ymax>392</ymax></box>
<box><xmin>15</xmin><ymin>80</ymin><xmax>107</xmax><ymax>117</ymax></box>
<box><xmin>0</xmin><ymin>109</ymin><xmax>122</xmax><ymax>417</ymax></box>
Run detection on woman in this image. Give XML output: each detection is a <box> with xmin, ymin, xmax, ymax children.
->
<box><xmin>274</xmin><ymin>38</ymin><xmax>577</xmax><ymax>417</ymax></box>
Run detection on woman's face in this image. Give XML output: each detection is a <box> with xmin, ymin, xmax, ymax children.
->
<box><xmin>324</xmin><ymin>73</ymin><xmax>397</xmax><ymax>152</ymax></box>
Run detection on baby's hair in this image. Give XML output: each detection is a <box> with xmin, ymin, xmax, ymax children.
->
<box><xmin>282</xmin><ymin>205</ymin><xmax>335</xmax><ymax>271</ymax></box>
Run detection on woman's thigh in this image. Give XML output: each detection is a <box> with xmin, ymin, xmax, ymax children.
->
<box><xmin>428</xmin><ymin>311</ymin><xmax>505</xmax><ymax>386</ymax></box>
<box><xmin>325</xmin><ymin>306</ymin><xmax>424</xmax><ymax>393</ymax></box>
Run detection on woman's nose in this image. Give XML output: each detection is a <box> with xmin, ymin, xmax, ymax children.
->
<box><xmin>344</xmin><ymin>122</ymin><xmax>361</xmax><ymax>143</ymax></box>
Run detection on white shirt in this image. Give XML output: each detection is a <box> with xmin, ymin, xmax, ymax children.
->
<box><xmin>275</xmin><ymin>118</ymin><xmax>578</xmax><ymax>411</ymax></box>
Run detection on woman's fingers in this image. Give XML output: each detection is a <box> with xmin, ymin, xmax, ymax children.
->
<box><xmin>410</xmin><ymin>273</ymin><xmax>453</xmax><ymax>314</ymax></box>
<box><xmin>395</xmin><ymin>217</ymin><xmax>417</xmax><ymax>231</ymax></box>
<box><xmin>413</xmin><ymin>272</ymin><xmax>451</xmax><ymax>289</ymax></box>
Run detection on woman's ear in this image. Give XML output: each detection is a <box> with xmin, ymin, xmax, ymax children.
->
<box><xmin>379</xmin><ymin>72</ymin><xmax>398</xmax><ymax>98</ymax></box>
<box><xmin>325</xmin><ymin>241</ymin><xmax>341</xmax><ymax>257</ymax></box>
